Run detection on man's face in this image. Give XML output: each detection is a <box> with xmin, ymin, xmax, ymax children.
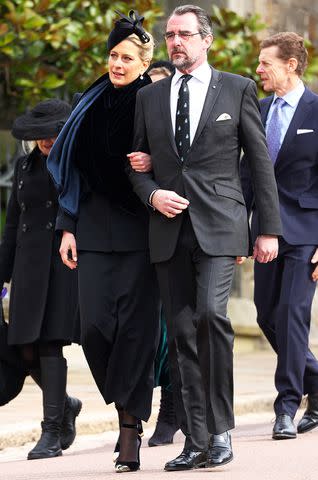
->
<box><xmin>256</xmin><ymin>46</ymin><xmax>291</xmax><ymax>93</ymax></box>
<box><xmin>165</xmin><ymin>13</ymin><xmax>212</xmax><ymax>72</ymax></box>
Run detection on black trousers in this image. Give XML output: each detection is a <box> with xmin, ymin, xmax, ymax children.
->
<box><xmin>156</xmin><ymin>214</ymin><xmax>235</xmax><ymax>450</ymax></box>
<box><xmin>78</xmin><ymin>250</ymin><xmax>160</xmax><ymax>421</ymax></box>
<box><xmin>254</xmin><ymin>238</ymin><xmax>318</xmax><ymax>417</ymax></box>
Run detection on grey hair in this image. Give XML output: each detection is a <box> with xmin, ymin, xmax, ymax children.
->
<box><xmin>167</xmin><ymin>4</ymin><xmax>213</xmax><ymax>37</ymax></box>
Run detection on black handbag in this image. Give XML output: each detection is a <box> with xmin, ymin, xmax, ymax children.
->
<box><xmin>0</xmin><ymin>302</ymin><xmax>27</xmax><ymax>406</ymax></box>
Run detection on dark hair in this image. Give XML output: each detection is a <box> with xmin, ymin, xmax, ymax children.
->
<box><xmin>147</xmin><ymin>60</ymin><xmax>175</xmax><ymax>76</ymax></box>
<box><xmin>260</xmin><ymin>32</ymin><xmax>308</xmax><ymax>76</ymax></box>
<box><xmin>167</xmin><ymin>4</ymin><xmax>213</xmax><ymax>38</ymax></box>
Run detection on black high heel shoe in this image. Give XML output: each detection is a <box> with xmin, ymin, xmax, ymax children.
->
<box><xmin>113</xmin><ymin>420</ymin><xmax>143</xmax><ymax>463</ymax></box>
<box><xmin>115</xmin><ymin>423</ymin><xmax>141</xmax><ymax>473</ymax></box>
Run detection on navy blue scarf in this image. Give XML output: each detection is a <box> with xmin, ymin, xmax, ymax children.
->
<box><xmin>47</xmin><ymin>73</ymin><xmax>111</xmax><ymax>218</ymax></box>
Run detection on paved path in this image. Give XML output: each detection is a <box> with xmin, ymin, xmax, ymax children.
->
<box><xmin>1</xmin><ymin>412</ymin><xmax>318</xmax><ymax>479</ymax></box>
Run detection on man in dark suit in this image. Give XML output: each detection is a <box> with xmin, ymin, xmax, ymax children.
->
<box><xmin>241</xmin><ymin>32</ymin><xmax>318</xmax><ymax>440</ymax></box>
<box><xmin>128</xmin><ymin>5</ymin><xmax>281</xmax><ymax>469</ymax></box>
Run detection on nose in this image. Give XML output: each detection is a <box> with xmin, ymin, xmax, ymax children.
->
<box><xmin>113</xmin><ymin>57</ymin><xmax>123</xmax><ymax>68</ymax></box>
<box><xmin>172</xmin><ymin>34</ymin><xmax>182</xmax><ymax>46</ymax></box>
<box><xmin>256</xmin><ymin>64</ymin><xmax>263</xmax><ymax>74</ymax></box>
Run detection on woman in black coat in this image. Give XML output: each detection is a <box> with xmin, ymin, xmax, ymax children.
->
<box><xmin>0</xmin><ymin>100</ymin><xmax>81</xmax><ymax>460</ymax></box>
<box><xmin>47</xmin><ymin>11</ymin><xmax>160</xmax><ymax>473</ymax></box>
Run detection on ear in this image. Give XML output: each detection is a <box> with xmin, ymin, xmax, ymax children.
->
<box><xmin>204</xmin><ymin>34</ymin><xmax>213</xmax><ymax>51</ymax></box>
<box><xmin>142</xmin><ymin>59</ymin><xmax>150</xmax><ymax>72</ymax></box>
<box><xmin>288</xmin><ymin>57</ymin><xmax>298</xmax><ymax>73</ymax></box>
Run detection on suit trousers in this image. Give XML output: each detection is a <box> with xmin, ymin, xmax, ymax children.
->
<box><xmin>77</xmin><ymin>250</ymin><xmax>160</xmax><ymax>421</ymax></box>
<box><xmin>254</xmin><ymin>238</ymin><xmax>318</xmax><ymax>417</ymax></box>
<box><xmin>156</xmin><ymin>213</ymin><xmax>236</xmax><ymax>451</ymax></box>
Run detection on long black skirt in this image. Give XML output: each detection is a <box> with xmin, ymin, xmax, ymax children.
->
<box><xmin>78</xmin><ymin>250</ymin><xmax>160</xmax><ymax>421</ymax></box>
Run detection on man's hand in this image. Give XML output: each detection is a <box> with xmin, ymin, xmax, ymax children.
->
<box><xmin>127</xmin><ymin>152</ymin><xmax>152</xmax><ymax>172</ymax></box>
<box><xmin>311</xmin><ymin>248</ymin><xmax>318</xmax><ymax>281</ymax></box>
<box><xmin>152</xmin><ymin>189</ymin><xmax>189</xmax><ymax>218</ymax></box>
<box><xmin>253</xmin><ymin>235</ymin><xmax>278</xmax><ymax>263</ymax></box>
<box><xmin>60</xmin><ymin>231</ymin><xmax>78</xmax><ymax>269</ymax></box>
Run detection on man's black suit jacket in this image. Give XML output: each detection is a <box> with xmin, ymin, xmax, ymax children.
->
<box><xmin>129</xmin><ymin>67</ymin><xmax>282</xmax><ymax>263</ymax></box>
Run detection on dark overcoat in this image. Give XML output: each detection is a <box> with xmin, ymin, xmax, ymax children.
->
<box><xmin>0</xmin><ymin>147</ymin><xmax>79</xmax><ymax>345</ymax></box>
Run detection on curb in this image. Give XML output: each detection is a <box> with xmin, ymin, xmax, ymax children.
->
<box><xmin>0</xmin><ymin>396</ymin><xmax>276</xmax><ymax>451</ymax></box>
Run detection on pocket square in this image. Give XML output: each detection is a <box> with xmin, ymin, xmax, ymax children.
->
<box><xmin>216</xmin><ymin>113</ymin><xmax>231</xmax><ymax>121</ymax></box>
<box><xmin>297</xmin><ymin>129</ymin><xmax>314</xmax><ymax>134</ymax></box>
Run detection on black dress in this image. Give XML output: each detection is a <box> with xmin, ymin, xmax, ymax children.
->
<box><xmin>55</xmin><ymin>75</ymin><xmax>160</xmax><ymax>421</ymax></box>
<box><xmin>0</xmin><ymin>148</ymin><xmax>79</xmax><ymax>345</ymax></box>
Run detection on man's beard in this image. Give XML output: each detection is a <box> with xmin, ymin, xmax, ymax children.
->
<box><xmin>170</xmin><ymin>49</ymin><xmax>199</xmax><ymax>71</ymax></box>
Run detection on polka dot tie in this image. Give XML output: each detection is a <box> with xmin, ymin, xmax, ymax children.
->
<box><xmin>175</xmin><ymin>74</ymin><xmax>192</xmax><ymax>161</ymax></box>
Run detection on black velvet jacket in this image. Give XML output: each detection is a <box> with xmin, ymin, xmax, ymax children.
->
<box><xmin>56</xmin><ymin>74</ymin><xmax>153</xmax><ymax>253</ymax></box>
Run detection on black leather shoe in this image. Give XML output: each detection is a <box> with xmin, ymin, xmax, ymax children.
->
<box><xmin>272</xmin><ymin>414</ymin><xmax>296</xmax><ymax>439</ymax></box>
<box><xmin>164</xmin><ymin>449</ymin><xmax>207</xmax><ymax>471</ymax></box>
<box><xmin>297</xmin><ymin>393</ymin><xmax>318</xmax><ymax>434</ymax></box>
<box><xmin>206</xmin><ymin>431</ymin><xmax>233</xmax><ymax>468</ymax></box>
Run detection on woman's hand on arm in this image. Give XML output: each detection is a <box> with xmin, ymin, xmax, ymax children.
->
<box><xmin>127</xmin><ymin>152</ymin><xmax>152</xmax><ymax>173</ymax></box>
<box><xmin>60</xmin><ymin>231</ymin><xmax>77</xmax><ymax>270</ymax></box>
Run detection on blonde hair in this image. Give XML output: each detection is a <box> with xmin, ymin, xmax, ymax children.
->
<box><xmin>126</xmin><ymin>33</ymin><xmax>154</xmax><ymax>63</ymax></box>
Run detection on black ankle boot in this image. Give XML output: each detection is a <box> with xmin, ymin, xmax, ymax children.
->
<box><xmin>28</xmin><ymin>357</ymin><xmax>67</xmax><ymax>460</ymax></box>
<box><xmin>148</xmin><ymin>387</ymin><xmax>179</xmax><ymax>447</ymax></box>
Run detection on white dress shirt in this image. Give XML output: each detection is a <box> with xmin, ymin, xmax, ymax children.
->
<box><xmin>170</xmin><ymin>62</ymin><xmax>212</xmax><ymax>144</ymax></box>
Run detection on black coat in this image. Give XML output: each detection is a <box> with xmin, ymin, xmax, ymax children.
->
<box><xmin>0</xmin><ymin>148</ymin><xmax>79</xmax><ymax>345</ymax></box>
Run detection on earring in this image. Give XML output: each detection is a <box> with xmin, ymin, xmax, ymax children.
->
<box><xmin>140</xmin><ymin>73</ymin><xmax>144</xmax><ymax>80</ymax></box>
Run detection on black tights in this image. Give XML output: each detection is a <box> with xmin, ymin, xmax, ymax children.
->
<box><xmin>20</xmin><ymin>341</ymin><xmax>64</xmax><ymax>370</ymax></box>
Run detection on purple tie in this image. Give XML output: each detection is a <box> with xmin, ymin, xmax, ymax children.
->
<box><xmin>266</xmin><ymin>97</ymin><xmax>285</xmax><ymax>164</ymax></box>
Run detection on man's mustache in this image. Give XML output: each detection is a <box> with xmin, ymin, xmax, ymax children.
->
<box><xmin>171</xmin><ymin>48</ymin><xmax>187</xmax><ymax>55</ymax></box>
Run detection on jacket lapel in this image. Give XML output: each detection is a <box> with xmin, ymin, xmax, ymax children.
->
<box><xmin>260</xmin><ymin>96</ymin><xmax>273</xmax><ymax>127</ymax></box>
<box><xmin>158</xmin><ymin>77</ymin><xmax>180</xmax><ymax>159</ymax></box>
<box><xmin>275</xmin><ymin>89</ymin><xmax>313</xmax><ymax>166</ymax></box>
<box><xmin>189</xmin><ymin>68</ymin><xmax>222</xmax><ymax>152</ymax></box>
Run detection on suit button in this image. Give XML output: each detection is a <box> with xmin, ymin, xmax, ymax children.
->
<box><xmin>22</xmin><ymin>224</ymin><xmax>27</xmax><ymax>232</ymax></box>
<box><xmin>183</xmin><ymin>167</ymin><xmax>188</xmax><ymax>172</ymax></box>
<box><xmin>22</xmin><ymin>162</ymin><xmax>27</xmax><ymax>170</ymax></box>
<box><xmin>46</xmin><ymin>222</ymin><xmax>53</xmax><ymax>230</ymax></box>
<box><xmin>18</xmin><ymin>180</ymin><xmax>24</xmax><ymax>189</ymax></box>
<box><xmin>21</xmin><ymin>202</ymin><xmax>26</xmax><ymax>212</ymax></box>
<box><xmin>46</xmin><ymin>200</ymin><xmax>53</xmax><ymax>208</ymax></box>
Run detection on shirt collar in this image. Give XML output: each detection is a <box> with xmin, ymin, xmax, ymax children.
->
<box><xmin>172</xmin><ymin>62</ymin><xmax>211</xmax><ymax>87</ymax></box>
<box><xmin>274</xmin><ymin>80</ymin><xmax>305</xmax><ymax>107</ymax></box>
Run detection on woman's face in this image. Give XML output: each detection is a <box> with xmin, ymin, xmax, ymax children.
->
<box><xmin>108</xmin><ymin>39</ymin><xmax>149</xmax><ymax>88</ymax></box>
<box><xmin>36</xmin><ymin>137</ymin><xmax>57</xmax><ymax>156</ymax></box>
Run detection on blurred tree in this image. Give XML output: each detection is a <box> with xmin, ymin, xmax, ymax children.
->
<box><xmin>208</xmin><ymin>5</ymin><xmax>318</xmax><ymax>97</ymax></box>
<box><xmin>1</xmin><ymin>1</ymin><xmax>318</xmax><ymax>118</ymax></box>
<box><xmin>0</xmin><ymin>0</ymin><xmax>163</xmax><ymax>115</ymax></box>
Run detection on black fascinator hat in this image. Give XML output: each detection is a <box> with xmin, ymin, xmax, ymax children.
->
<box><xmin>12</xmin><ymin>99</ymin><xmax>71</xmax><ymax>141</ymax></box>
<box><xmin>107</xmin><ymin>10</ymin><xmax>150</xmax><ymax>51</ymax></box>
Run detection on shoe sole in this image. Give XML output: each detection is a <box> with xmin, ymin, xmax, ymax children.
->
<box><xmin>148</xmin><ymin>440</ymin><xmax>174</xmax><ymax>447</ymax></box>
<box><xmin>164</xmin><ymin>461</ymin><xmax>206</xmax><ymax>471</ymax></box>
<box><xmin>27</xmin><ymin>450</ymin><xmax>62</xmax><ymax>460</ymax></box>
<box><xmin>61</xmin><ymin>400</ymin><xmax>83</xmax><ymax>450</ymax></box>
<box><xmin>205</xmin><ymin>454</ymin><xmax>234</xmax><ymax>468</ymax></box>
<box><xmin>297</xmin><ymin>422</ymin><xmax>318</xmax><ymax>434</ymax></box>
<box><xmin>272</xmin><ymin>433</ymin><xmax>296</xmax><ymax>440</ymax></box>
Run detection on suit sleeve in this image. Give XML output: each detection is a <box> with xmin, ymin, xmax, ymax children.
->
<box><xmin>239</xmin><ymin>81</ymin><xmax>282</xmax><ymax>236</ymax></box>
<box><xmin>127</xmin><ymin>90</ymin><xmax>160</xmax><ymax>206</ymax></box>
<box><xmin>0</xmin><ymin>159</ymin><xmax>21</xmax><ymax>286</ymax></box>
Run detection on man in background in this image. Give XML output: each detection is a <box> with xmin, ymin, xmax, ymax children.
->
<box><xmin>241</xmin><ymin>32</ymin><xmax>318</xmax><ymax>440</ymax></box>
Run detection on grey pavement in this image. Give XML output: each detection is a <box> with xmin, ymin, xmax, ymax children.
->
<box><xmin>1</xmin><ymin>343</ymin><xmax>317</xmax><ymax>477</ymax></box>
